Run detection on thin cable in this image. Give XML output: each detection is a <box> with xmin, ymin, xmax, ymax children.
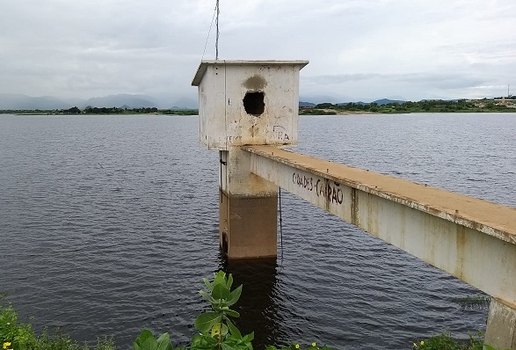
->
<box><xmin>201</xmin><ymin>2</ymin><xmax>218</xmax><ymax>60</ymax></box>
<box><xmin>279</xmin><ymin>187</ymin><xmax>283</xmax><ymax>262</ymax></box>
<box><xmin>215</xmin><ymin>0</ymin><xmax>220</xmax><ymax>60</ymax></box>
<box><xmin>224</xmin><ymin>60</ymin><xmax>228</xmax><ymax>149</ymax></box>
<box><xmin>219</xmin><ymin>151</ymin><xmax>223</xmax><ymax>203</ymax></box>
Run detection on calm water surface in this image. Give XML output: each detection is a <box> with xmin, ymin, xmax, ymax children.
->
<box><xmin>0</xmin><ymin>113</ymin><xmax>514</xmax><ymax>349</ymax></box>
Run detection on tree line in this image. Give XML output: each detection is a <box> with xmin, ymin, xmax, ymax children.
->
<box><xmin>301</xmin><ymin>98</ymin><xmax>516</xmax><ymax>114</ymax></box>
<box><xmin>0</xmin><ymin>106</ymin><xmax>199</xmax><ymax>115</ymax></box>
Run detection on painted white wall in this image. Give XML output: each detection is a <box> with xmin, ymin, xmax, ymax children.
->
<box><xmin>193</xmin><ymin>60</ymin><xmax>308</xmax><ymax>150</ymax></box>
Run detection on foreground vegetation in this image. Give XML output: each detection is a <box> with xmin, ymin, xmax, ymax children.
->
<box><xmin>411</xmin><ymin>333</ymin><xmax>497</xmax><ymax>350</ymax></box>
<box><xmin>0</xmin><ymin>272</ymin><xmax>500</xmax><ymax>349</ymax></box>
<box><xmin>0</xmin><ymin>304</ymin><xmax>114</xmax><ymax>350</ymax></box>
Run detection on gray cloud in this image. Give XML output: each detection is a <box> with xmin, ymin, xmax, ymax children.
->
<box><xmin>306</xmin><ymin>72</ymin><xmax>486</xmax><ymax>89</ymax></box>
<box><xmin>302</xmin><ymin>71</ymin><xmax>489</xmax><ymax>102</ymax></box>
<box><xmin>1</xmin><ymin>0</ymin><xmax>515</xmax><ymax>106</ymax></box>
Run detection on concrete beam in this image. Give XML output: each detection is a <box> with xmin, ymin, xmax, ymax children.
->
<box><xmin>243</xmin><ymin>145</ymin><xmax>516</xmax><ymax>308</ymax></box>
<box><xmin>484</xmin><ymin>299</ymin><xmax>516</xmax><ymax>349</ymax></box>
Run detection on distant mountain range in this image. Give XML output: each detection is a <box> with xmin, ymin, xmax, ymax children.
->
<box><xmin>0</xmin><ymin>94</ymin><xmax>70</xmax><ymax>110</ymax></box>
<box><xmin>301</xmin><ymin>98</ymin><xmax>407</xmax><ymax>107</ymax></box>
<box><xmin>371</xmin><ymin>98</ymin><xmax>407</xmax><ymax>105</ymax></box>
<box><xmin>1</xmin><ymin>93</ymin><xmax>409</xmax><ymax>110</ymax></box>
<box><xmin>299</xmin><ymin>101</ymin><xmax>316</xmax><ymax>108</ymax></box>
<box><xmin>0</xmin><ymin>93</ymin><xmax>195</xmax><ymax>110</ymax></box>
<box><xmin>336</xmin><ymin>98</ymin><xmax>407</xmax><ymax>106</ymax></box>
<box><xmin>84</xmin><ymin>94</ymin><xmax>157</xmax><ymax>109</ymax></box>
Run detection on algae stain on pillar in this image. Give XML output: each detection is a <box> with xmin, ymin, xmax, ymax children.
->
<box><xmin>192</xmin><ymin>60</ymin><xmax>308</xmax><ymax>259</ymax></box>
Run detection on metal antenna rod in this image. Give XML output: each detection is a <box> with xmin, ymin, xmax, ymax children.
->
<box><xmin>215</xmin><ymin>0</ymin><xmax>220</xmax><ymax>60</ymax></box>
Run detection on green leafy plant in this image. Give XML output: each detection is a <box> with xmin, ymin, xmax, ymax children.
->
<box><xmin>133</xmin><ymin>330</ymin><xmax>174</xmax><ymax>350</ymax></box>
<box><xmin>6</xmin><ymin>273</ymin><xmax>499</xmax><ymax>350</ymax></box>
<box><xmin>0</xmin><ymin>303</ymin><xmax>115</xmax><ymax>350</ymax></box>
<box><xmin>132</xmin><ymin>271</ymin><xmax>253</xmax><ymax>350</ymax></box>
<box><xmin>185</xmin><ymin>271</ymin><xmax>330</xmax><ymax>349</ymax></box>
<box><xmin>190</xmin><ymin>271</ymin><xmax>253</xmax><ymax>350</ymax></box>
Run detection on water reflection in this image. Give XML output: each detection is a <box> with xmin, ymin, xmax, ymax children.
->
<box><xmin>219</xmin><ymin>254</ymin><xmax>281</xmax><ymax>349</ymax></box>
<box><xmin>0</xmin><ymin>114</ymin><xmax>504</xmax><ymax>349</ymax></box>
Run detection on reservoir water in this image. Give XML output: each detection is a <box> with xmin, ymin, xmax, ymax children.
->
<box><xmin>0</xmin><ymin>113</ymin><xmax>514</xmax><ymax>349</ymax></box>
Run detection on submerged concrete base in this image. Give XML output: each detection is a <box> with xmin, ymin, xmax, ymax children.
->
<box><xmin>219</xmin><ymin>189</ymin><xmax>277</xmax><ymax>259</ymax></box>
<box><xmin>484</xmin><ymin>299</ymin><xmax>516</xmax><ymax>350</ymax></box>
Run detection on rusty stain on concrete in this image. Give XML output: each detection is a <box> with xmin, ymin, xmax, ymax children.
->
<box><xmin>351</xmin><ymin>188</ymin><xmax>358</xmax><ymax>225</ymax></box>
<box><xmin>455</xmin><ymin>225</ymin><xmax>467</xmax><ymax>279</ymax></box>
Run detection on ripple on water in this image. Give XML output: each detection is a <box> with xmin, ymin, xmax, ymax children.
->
<box><xmin>1</xmin><ymin>114</ymin><xmax>513</xmax><ymax>349</ymax></box>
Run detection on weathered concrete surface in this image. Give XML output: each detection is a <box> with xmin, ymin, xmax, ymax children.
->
<box><xmin>484</xmin><ymin>299</ymin><xmax>516</xmax><ymax>350</ymax></box>
<box><xmin>192</xmin><ymin>60</ymin><xmax>308</xmax><ymax>150</ymax></box>
<box><xmin>192</xmin><ymin>55</ymin><xmax>516</xmax><ymax>341</ymax></box>
<box><xmin>218</xmin><ymin>149</ymin><xmax>278</xmax><ymax>259</ymax></box>
<box><xmin>243</xmin><ymin>145</ymin><xmax>516</xmax><ymax>308</ymax></box>
<box><xmin>244</xmin><ymin>145</ymin><xmax>515</xmax><ymax>244</ymax></box>
<box><xmin>219</xmin><ymin>189</ymin><xmax>278</xmax><ymax>259</ymax></box>
<box><xmin>192</xmin><ymin>60</ymin><xmax>307</xmax><ymax>258</ymax></box>
<box><xmin>219</xmin><ymin>148</ymin><xmax>277</xmax><ymax>197</ymax></box>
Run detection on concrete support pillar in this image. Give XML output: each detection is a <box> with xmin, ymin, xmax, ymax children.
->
<box><xmin>219</xmin><ymin>149</ymin><xmax>278</xmax><ymax>259</ymax></box>
<box><xmin>484</xmin><ymin>299</ymin><xmax>516</xmax><ymax>350</ymax></box>
<box><xmin>192</xmin><ymin>60</ymin><xmax>306</xmax><ymax>259</ymax></box>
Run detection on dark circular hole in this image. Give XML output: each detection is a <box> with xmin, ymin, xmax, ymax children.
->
<box><xmin>243</xmin><ymin>91</ymin><xmax>265</xmax><ymax>116</ymax></box>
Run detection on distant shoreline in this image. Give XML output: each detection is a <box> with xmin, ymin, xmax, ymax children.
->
<box><xmin>0</xmin><ymin>107</ymin><xmax>197</xmax><ymax>116</ymax></box>
<box><xmin>2</xmin><ymin>110</ymin><xmax>516</xmax><ymax>117</ymax></box>
<box><xmin>300</xmin><ymin>109</ymin><xmax>516</xmax><ymax>116</ymax></box>
<box><xmin>2</xmin><ymin>97</ymin><xmax>516</xmax><ymax>116</ymax></box>
<box><xmin>300</xmin><ymin>98</ymin><xmax>516</xmax><ymax>115</ymax></box>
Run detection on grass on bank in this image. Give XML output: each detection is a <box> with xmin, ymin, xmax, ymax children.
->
<box><xmin>0</xmin><ymin>303</ymin><xmax>114</xmax><ymax>350</ymax></box>
<box><xmin>0</xmin><ymin>302</ymin><xmax>495</xmax><ymax>350</ymax></box>
<box><xmin>411</xmin><ymin>333</ymin><xmax>497</xmax><ymax>350</ymax></box>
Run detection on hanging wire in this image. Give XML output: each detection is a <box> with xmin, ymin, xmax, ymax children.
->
<box><xmin>201</xmin><ymin>1</ymin><xmax>218</xmax><ymax>60</ymax></box>
<box><xmin>215</xmin><ymin>0</ymin><xmax>220</xmax><ymax>60</ymax></box>
<box><xmin>279</xmin><ymin>187</ymin><xmax>284</xmax><ymax>262</ymax></box>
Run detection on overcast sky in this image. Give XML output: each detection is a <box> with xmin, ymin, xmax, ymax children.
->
<box><xmin>1</xmin><ymin>0</ymin><xmax>515</xmax><ymax>106</ymax></box>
